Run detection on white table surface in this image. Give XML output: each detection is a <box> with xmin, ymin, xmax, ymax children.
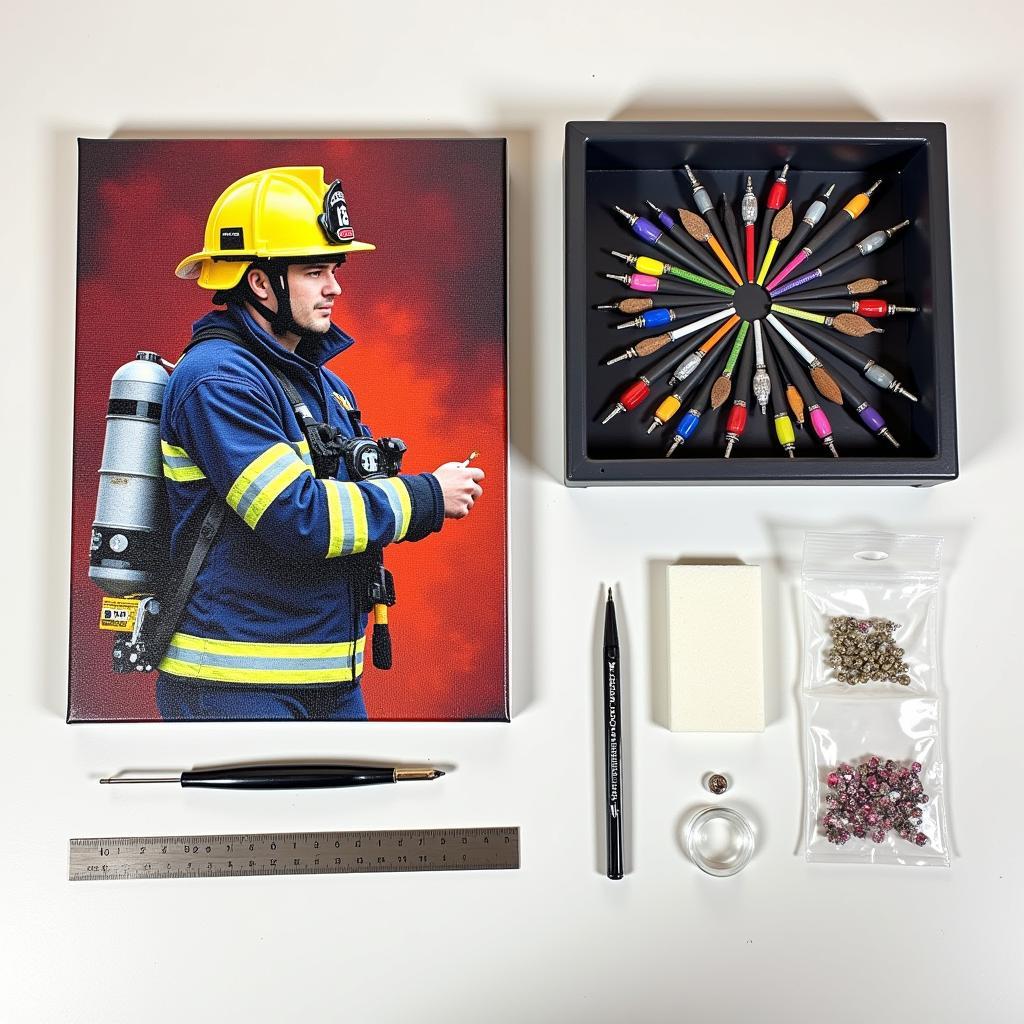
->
<box><xmin>4</xmin><ymin>1</ymin><xmax>1023</xmax><ymax>1020</ymax></box>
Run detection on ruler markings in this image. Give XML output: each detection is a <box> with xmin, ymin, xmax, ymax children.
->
<box><xmin>69</xmin><ymin>826</ymin><xmax>519</xmax><ymax>881</ymax></box>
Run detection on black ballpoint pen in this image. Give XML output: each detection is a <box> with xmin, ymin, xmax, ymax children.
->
<box><xmin>603</xmin><ymin>588</ymin><xmax>624</xmax><ymax>880</ymax></box>
<box><xmin>99</xmin><ymin>763</ymin><xmax>445</xmax><ymax>790</ymax></box>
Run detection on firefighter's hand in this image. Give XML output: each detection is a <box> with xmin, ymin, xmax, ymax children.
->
<box><xmin>433</xmin><ymin>462</ymin><xmax>485</xmax><ymax>519</ymax></box>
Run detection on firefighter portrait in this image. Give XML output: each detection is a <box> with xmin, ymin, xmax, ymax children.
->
<box><xmin>152</xmin><ymin>166</ymin><xmax>484</xmax><ymax>720</ymax></box>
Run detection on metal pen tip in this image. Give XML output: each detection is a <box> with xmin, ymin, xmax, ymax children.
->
<box><xmin>880</xmin><ymin>428</ymin><xmax>900</xmax><ymax>448</ymax></box>
<box><xmin>779</xmin><ymin>163</ymin><xmax>790</xmax><ymax>179</ymax></box>
<box><xmin>606</xmin><ymin>351</ymin><xmax>631</xmax><ymax>365</ymax></box>
<box><xmin>825</xmin><ymin>183</ymin><xmax>836</xmax><ymax>197</ymax></box>
<box><xmin>394</xmin><ymin>767</ymin><xmax>446</xmax><ymax>782</ymax></box>
<box><xmin>896</xmin><ymin>385</ymin><xmax>919</xmax><ymax>402</ymax></box>
<box><xmin>786</xmin><ymin>449</ymin><xmax>795</xmax><ymax>459</ymax></box>
<box><xmin>596</xmin><ymin>304</ymin><xmax>617</xmax><ymax>310</ymax></box>
<box><xmin>866</xmin><ymin>180</ymin><xmax>883</xmax><ymax>196</ymax></box>
<box><xmin>666</xmin><ymin>438</ymin><xmax>682</xmax><ymax>457</ymax></box>
<box><xmin>601</xmin><ymin>405</ymin><xmax>624</xmax><ymax>425</ymax></box>
<box><xmin>827</xmin><ymin>441</ymin><xmax>839</xmax><ymax>457</ymax></box>
<box><xmin>645</xmin><ymin>199</ymin><xmax>662</xmax><ymax>214</ymax></box>
<box><xmin>607</xmin><ymin>587</ymin><xmax>613</xmax><ymax>601</ymax></box>
<box><xmin>646</xmin><ymin>420</ymin><xmax>660</xmax><ymax>434</ymax></box>
<box><xmin>99</xmin><ymin>776</ymin><xmax>179</xmax><ymax>784</ymax></box>
<box><xmin>724</xmin><ymin>439</ymin><xmax>735</xmax><ymax>458</ymax></box>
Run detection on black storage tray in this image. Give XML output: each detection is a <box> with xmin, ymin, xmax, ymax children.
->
<box><xmin>564</xmin><ymin>121</ymin><xmax>957</xmax><ymax>485</ymax></box>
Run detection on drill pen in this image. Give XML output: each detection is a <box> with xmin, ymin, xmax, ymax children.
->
<box><xmin>613</xmin><ymin>302</ymin><xmax>732</xmax><ymax>330</ymax></box>
<box><xmin>781</xmin><ymin>299</ymin><xmax>916</xmax><ymax>318</ymax></box>
<box><xmin>755</xmin><ymin>164</ymin><xmax>790</xmax><ymax>279</ymax></box>
<box><xmin>604</xmin><ymin>272</ymin><xmax>712</xmax><ymax>298</ymax></box>
<box><xmin>761</xmin><ymin>333</ymin><xmax>796</xmax><ymax>458</ymax></box>
<box><xmin>723</xmin><ymin>328</ymin><xmax>757</xmax><ymax>458</ymax></box>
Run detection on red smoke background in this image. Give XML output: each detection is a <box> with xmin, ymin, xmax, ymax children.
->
<box><xmin>69</xmin><ymin>139</ymin><xmax>507</xmax><ymax>721</ymax></box>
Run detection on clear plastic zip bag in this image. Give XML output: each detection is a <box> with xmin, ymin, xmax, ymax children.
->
<box><xmin>801</xmin><ymin>532</ymin><xmax>942</xmax><ymax>696</ymax></box>
<box><xmin>800</xmin><ymin>532</ymin><xmax>950</xmax><ymax>867</ymax></box>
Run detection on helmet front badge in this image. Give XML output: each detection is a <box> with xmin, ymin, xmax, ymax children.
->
<box><xmin>319</xmin><ymin>179</ymin><xmax>356</xmax><ymax>244</ymax></box>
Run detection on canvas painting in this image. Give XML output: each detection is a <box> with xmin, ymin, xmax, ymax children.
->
<box><xmin>69</xmin><ymin>138</ymin><xmax>508</xmax><ymax>722</ymax></box>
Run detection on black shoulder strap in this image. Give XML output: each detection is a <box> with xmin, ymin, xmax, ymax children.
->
<box><xmin>147</xmin><ymin>501</ymin><xmax>227</xmax><ymax>665</ymax></box>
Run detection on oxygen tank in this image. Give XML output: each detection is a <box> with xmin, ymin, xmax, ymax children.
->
<box><xmin>89</xmin><ymin>351</ymin><xmax>169</xmax><ymax>597</ymax></box>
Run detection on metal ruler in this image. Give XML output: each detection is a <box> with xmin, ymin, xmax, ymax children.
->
<box><xmin>69</xmin><ymin>826</ymin><xmax>519</xmax><ymax>881</ymax></box>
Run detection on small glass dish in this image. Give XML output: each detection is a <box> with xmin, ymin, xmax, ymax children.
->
<box><xmin>685</xmin><ymin>806</ymin><xmax>756</xmax><ymax>876</ymax></box>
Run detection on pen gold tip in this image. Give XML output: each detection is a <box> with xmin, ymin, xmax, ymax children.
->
<box><xmin>394</xmin><ymin>767</ymin><xmax>446</xmax><ymax>782</ymax></box>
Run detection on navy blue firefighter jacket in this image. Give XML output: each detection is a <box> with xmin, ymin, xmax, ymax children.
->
<box><xmin>157</xmin><ymin>304</ymin><xmax>445</xmax><ymax>686</ymax></box>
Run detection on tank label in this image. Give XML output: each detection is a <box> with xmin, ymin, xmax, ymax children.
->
<box><xmin>99</xmin><ymin>597</ymin><xmax>141</xmax><ymax>632</ymax></box>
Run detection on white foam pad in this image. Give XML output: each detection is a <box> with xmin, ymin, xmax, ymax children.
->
<box><xmin>666</xmin><ymin>564</ymin><xmax>765</xmax><ymax>732</ymax></box>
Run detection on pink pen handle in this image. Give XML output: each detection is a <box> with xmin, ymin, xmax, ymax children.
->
<box><xmin>810</xmin><ymin>405</ymin><xmax>833</xmax><ymax>441</ymax></box>
<box><xmin>628</xmin><ymin>273</ymin><xmax>659</xmax><ymax>293</ymax></box>
<box><xmin>765</xmin><ymin>250</ymin><xmax>809</xmax><ymax>292</ymax></box>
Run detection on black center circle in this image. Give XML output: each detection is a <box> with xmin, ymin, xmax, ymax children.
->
<box><xmin>732</xmin><ymin>282</ymin><xmax>770</xmax><ymax>321</ymax></box>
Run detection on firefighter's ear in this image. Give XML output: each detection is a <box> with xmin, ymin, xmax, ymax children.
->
<box><xmin>245</xmin><ymin>266</ymin><xmax>272</xmax><ymax>301</ymax></box>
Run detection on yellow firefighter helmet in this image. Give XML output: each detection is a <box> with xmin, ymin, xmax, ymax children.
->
<box><xmin>175</xmin><ymin>166</ymin><xmax>375</xmax><ymax>290</ymax></box>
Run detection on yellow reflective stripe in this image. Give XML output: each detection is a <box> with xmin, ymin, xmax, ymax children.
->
<box><xmin>226</xmin><ymin>443</ymin><xmax>311</xmax><ymax>530</ymax></box>
<box><xmin>158</xmin><ymin>661</ymin><xmax>355</xmax><ymax>684</ymax></box>
<box><xmin>167</xmin><ymin>632</ymin><xmax>362</xmax><ymax>659</ymax></box>
<box><xmin>325</xmin><ymin>481</ymin><xmax>369</xmax><ymax>555</ymax></box>
<box><xmin>159</xmin><ymin>633</ymin><xmax>366</xmax><ymax>685</ymax></box>
<box><xmin>161</xmin><ymin>439</ymin><xmax>206</xmax><ymax>482</ymax></box>
<box><xmin>325</xmin><ymin>481</ymin><xmax>343</xmax><ymax>558</ymax></box>
<box><xmin>349</xmin><ymin>483</ymin><xmax>368</xmax><ymax>553</ymax></box>
<box><xmin>366</xmin><ymin>478</ymin><xmax>412</xmax><ymax>541</ymax></box>
<box><xmin>242</xmin><ymin>460</ymin><xmax>307</xmax><ymax>529</ymax></box>
<box><xmin>226</xmin><ymin>442</ymin><xmax>294</xmax><ymax>510</ymax></box>
<box><xmin>163</xmin><ymin>463</ymin><xmax>206</xmax><ymax>482</ymax></box>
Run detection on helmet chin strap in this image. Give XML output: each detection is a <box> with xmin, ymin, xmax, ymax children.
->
<box><xmin>244</xmin><ymin>260</ymin><xmax>307</xmax><ymax>339</ymax></box>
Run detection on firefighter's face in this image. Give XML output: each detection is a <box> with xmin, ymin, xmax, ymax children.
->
<box><xmin>286</xmin><ymin>262</ymin><xmax>343</xmax><ymax>334</ymax></box>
